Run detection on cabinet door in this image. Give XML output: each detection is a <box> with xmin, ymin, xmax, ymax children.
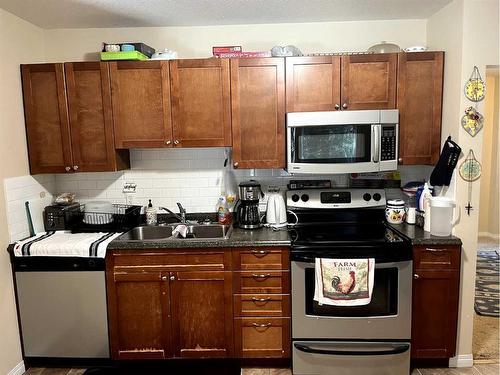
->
<box><xmin>65</xmin><ymin>62</ymin><xmax>129</xmax><ymax>172</ymax></box>
<box><xmin>397</xmin><ymin>52</ymin><xmax>444</xmax><ymax>165</ymax></box>
<box><xmin>230</xmin><ymin>58</ymin><xmax>285</xmax><ymax>169</ymax></box>
<box><xmin>110</xmin><ymin>61</ymin><xmax>172</xmax><ymax>148</ymax></box>
<box><xmin>411</xmin><ymin>269</ymin><xmax>459</xmax><ymax>359</ymax></box>
<box><xmin>285</xmin><ymin>56</ymin><xmax>341</xmax><ymax>112</ymax></box>
<box><xmin>170</xmin><ymin>59</ymin><xmax>231</xmax><ymax>147</ymax></box>
<box><xmin>21</xmin><ymin>64</ymin><xmax>72</xmax><ymax>174</ymax></box>
<box><xmin>341</xmin><ymin>53</ymin><xmax>397</xmax><ymax>110</ymax></box>
<box><xmin>170</xmin><ymin>271</ymin><xmax>233</xmax><ymax>358</ymax></box>
<box><xmin>107</xmin><ymin>271</ymin><xmax>172</xmax><ymax>360</ymax></box>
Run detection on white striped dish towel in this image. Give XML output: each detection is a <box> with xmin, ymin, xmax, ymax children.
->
<box><xmin>13</xmin><ymin>231</ymin><xmax>122</xmax><ymax>258</ymax></box>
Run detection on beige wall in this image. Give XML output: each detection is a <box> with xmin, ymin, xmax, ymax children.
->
<box><xmin>427</xmin><ymin>0</ymin><xmax>499</xmax><ymax>363</ymax></box>
<box><xmin>479</xmin><ymin>72</ymin><xmax>499</xmax><ymax>238</ymax></box>
<box><xmin>42</xmin><ymin>19</ymin><xmax>426</xmax><ymax>61</ymax></box>
<box><xmin>0</xmin><ymin>8</ymin><xmax>45</xmax><ymax>374</ymax></box>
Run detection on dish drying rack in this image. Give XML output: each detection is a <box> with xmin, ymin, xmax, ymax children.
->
<box><xmin>71</xmin><ymin>204</ymin><xmax>142</xmax><ymax>233</ymax></box>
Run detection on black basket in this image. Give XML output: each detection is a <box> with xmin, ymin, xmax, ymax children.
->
<box><xmin>71</xmin><ymin>204</ymin><xmax>142</xmax><ymax>233</ymax></box>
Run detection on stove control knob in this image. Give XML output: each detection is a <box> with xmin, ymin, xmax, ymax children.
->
<box><xmin>373</xmin><ymin>193</ymin><xmax>382</xmax><ymax>201</ymax></box>
<box><xmin>291</xmin><ymin>194</ymin><xmax>300</xmax><ymax>202</ymax></box>
<box><xmin>301</xmin><ymin>194</ymin><xmax>309</xmax><ymax>202</ymax></box>
<box><xmin>363</xmin><ymin>193</ymin><xmax>372</xmax><ymax>201</ymax></box>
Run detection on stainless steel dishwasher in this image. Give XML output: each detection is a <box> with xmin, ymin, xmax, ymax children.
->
<box><xmin>13</xmin><ymin>256</ymin><xmax>110</xmax><ymax>359</ymax></box>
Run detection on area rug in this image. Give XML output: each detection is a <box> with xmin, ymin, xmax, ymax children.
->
<box><xmin>474</xmin><ymin>251</ymin><xmax>500</xmax><ymax>317</ymax></box>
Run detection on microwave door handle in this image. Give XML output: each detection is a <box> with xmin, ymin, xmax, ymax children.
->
<box><xmin>294</xmin><ymin>342</ymin><xmax>410</xmax><ymax>356</ymax></box>
<box><xmin>372</xmin><ymin>125</ymin><xmax>380</xmax><ymax>163</ymax></box>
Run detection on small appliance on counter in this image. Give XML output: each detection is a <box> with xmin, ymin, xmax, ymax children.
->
<box><xmin>43</xmin><ymin>203</ymin><xmax>82</xmax><ymax>231</ymax></box>
<box><xmin>265</xmin><ymin>190</ymin><xmax>287</xmax><ymax>228</ymax></box>
<box><xmin>235</xmin><ymin>180</ymin><xmax>264</xmax><ymax>229</ymax></box>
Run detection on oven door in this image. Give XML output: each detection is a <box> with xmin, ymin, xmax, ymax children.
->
<box><xmin>287</xmin><ymin>122</ymin><xmax>381</xmax><ymax>174</ymax></box>
<box><xmin>293</xmin><ymin>340</ymin><xmax>410</xmax><ymax>375</ymax></box>
<box><xmin>291</xmin><ymin>259</ymin><xmax>412</xmax><ymax>340</ymax></box>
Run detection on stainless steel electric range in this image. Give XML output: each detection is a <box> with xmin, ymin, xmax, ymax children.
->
<box><xmin>287</xmin><ymin>188</ymin><xmax>412</xmax><ymax>375</ymax></box>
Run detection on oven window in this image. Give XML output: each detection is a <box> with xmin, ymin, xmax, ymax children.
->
<box><xmin>305</xmin><ymin>267</ymin><xmax>398</xmax><ymax>317</ymax></box>
<box><xmin>291</xmin><ymin>124</ymin><xmax>372</xmax><ymax>163</ymax></box>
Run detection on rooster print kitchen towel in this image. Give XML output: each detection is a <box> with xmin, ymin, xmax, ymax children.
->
<box><xmin>314</xmin><ymin>258</ymin><xmax>375</xmax><ymax>306</ymax></box>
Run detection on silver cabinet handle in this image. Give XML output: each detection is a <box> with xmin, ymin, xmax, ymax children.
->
<box><xmin>233</xmin><ymin>162</ymin><xmax>239</xmax><ymax>168</ymax></box>
<box><xmin>170</xmin><ymin>275</ymin><xmax>176</xmax><ymax>281</ymax></box>
<box><xmin>173</xmin><ymin>140</ymin><xmax>180</xmax><ymax>145</ymax></box>
<box><xmin>251</xmin><ymin>250</ymin><xmax>270</xmax><ymax>257</ymax></box>
<box><xmin>334</xmin><ymin>103</ymin><xmax>340</xmax><ymax>110</ymax></box>
<box><xmin>398</xmin><ymin>157</ymin><xmax>403</xmax><ymax>163</ymax></box>
<box><xmin>413</xmin><ymin>274</ymin><xmax>420</xmax><ymax>279</ymax></box>
<box><xmin>252</xmin><ymin>322</ymin><xmax>272</xmax><ymax>328</ymax></box>
<box><xmin>342</xmin><ymin>103</ymin><xmax>348</xmax><ymax>109</ymax></box>
<box><xmin>251</xmin><ymin>297</ymin><xmax>272</xmax><ymax>303</ymax></box>
<box><xmin>252</xmin><ymin>273</ymin><xmax>271</xmax><ymax>280</ymax></box>
<box><xmin>65</xmin><ymin>166</ymin><xmax>71</xmax><ymax>172</ymax></box>
<box><xmin>425</xmin><ymin>247</ymin><xmax>446</xmax><ymax>253</ymax></box>
<box><xmin>161</xmin><ymin>276</ymin><xmax>167</xmax><ymax>281</ymax></box>
<box><xmin>164</xmin><ymin>140</ymin><xmax>171</xmax><ymax>145</ymax></box>
<box><xmin>73</xmin><ymin>165</ymin><xmax>79</xmax><ymax>171</ymax></box>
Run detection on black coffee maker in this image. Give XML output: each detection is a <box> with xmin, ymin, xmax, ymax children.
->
<box><xmin>236</xmin><ymin>180</ymin><xmax>263</xmax><ymax>229</ymax></box>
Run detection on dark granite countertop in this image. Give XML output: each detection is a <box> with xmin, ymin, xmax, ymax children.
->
<box><xmin>108</xmin><ymin>226</ymin><xmax>291</xmax><ymax>250</ymax></box>
<box><xmin>389</xmin><ymin>223</ymin><xmax>462</xmax><ymax>246</ymax></box>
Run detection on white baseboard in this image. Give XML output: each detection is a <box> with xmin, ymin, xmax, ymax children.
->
<box><xmin>449</xmin><ymin>354</ymin><xmax>474</xmax><ymax>367</ymax></box>
<box><xmin>7</xmin><ymin>361</ymin><xmax>25</xmax><ymax>375</ymax></box>
<box><xmin>478</xmin><ymin>232</ymin><xmax>500</xmax><ymax>240</ymax></box>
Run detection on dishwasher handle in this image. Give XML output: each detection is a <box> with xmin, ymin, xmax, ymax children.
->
<box><xmin>294</xmin><ymin>342</ymin><xmax>410</xmax><ymax>356</ymax></box>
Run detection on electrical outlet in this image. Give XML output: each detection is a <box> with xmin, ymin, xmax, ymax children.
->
<box><xmin>122</xmin><ymin>182</ymin><xmax>137</xmax><ymax>193</ymax></box>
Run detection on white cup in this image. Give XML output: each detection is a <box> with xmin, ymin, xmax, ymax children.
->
<box><xmin>406</xmin><ymin>207</ymin><xmax>416</xmax><ymax>224</ymax></box>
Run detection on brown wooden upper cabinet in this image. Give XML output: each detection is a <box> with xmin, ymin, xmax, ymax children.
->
<box><xmin>230</xmin><ymin>58</ymin><xmax>286</xmax><ymax>169</ymax></box>
<box><xmin>170</xmin><ymin>59</ymin><xmax>231</xmax><ymax>147</ymax></box>
<box><xmin>22</xmin><ymin>64</ymin><xmax>72</xmax><ymax>174</ymax></box>
<box><xmin>286</xmin><ymin>53</ymin><xmax>397</xmax><ymax>112</ymax></box>
<box><xmin>65</xmin><ymin>62</ymin><xmax>129</xmax><ymax>172</ymax></box>
<box><xmin>21</xmin><ymin>63</ymin><xmax>129</xmax><ymax>174</ymax></box>
<box><xmin>397</xmin><ymin>52</ymin><xmax>444</xmax><ymax>165</ymax></box>
<box><xmin>110</xmin><ymin>60</ymin><xmax>172</xmax><ymax>148</ymax></box>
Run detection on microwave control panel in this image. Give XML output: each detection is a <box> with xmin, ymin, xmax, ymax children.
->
<box><xmin>381</xmin><ymin>126</ymin><xmax>397</xmax><ymax>161</ymax></box>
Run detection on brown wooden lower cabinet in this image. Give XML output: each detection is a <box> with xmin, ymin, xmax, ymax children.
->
<box><xmin>411</xmin><ymin>245</ymin><xmax>461</xmax><ymax>361</ymax></box>
<box><xmin>234</xmin><ymin>317</ymin><xmax>291</xmax><ymax>358</ymax></box>
<box><xmin>106</xmin><ymin>247</ymin><xmax>291</xmax><ymax>361</ymax></box>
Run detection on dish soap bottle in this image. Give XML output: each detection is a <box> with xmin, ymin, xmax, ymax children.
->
<box><xmin>216</xmin><ymin>196</ymin><xmax>231</xmax><ymax>225</ymax></box>
<box><xmin>145</xmin><ymin>199</ymin><xmax>157</xmax><ymax>226</ymax></box>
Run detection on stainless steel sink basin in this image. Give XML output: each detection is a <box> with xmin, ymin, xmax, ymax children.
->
<box><xmin>117</xmin><ymin>223</ymin><xmax>232</xmax><ymax>241</ymax></box>
<box><xmin>118</xmin><ymin>226</ymin><xmax>173</xmax><ymax>240</ymax></box>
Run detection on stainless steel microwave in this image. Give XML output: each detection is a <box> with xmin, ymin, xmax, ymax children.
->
<box><xmin>287</xmin><ymin>109</ymin><xmax>399</xmax><ymax>174</ymax></box>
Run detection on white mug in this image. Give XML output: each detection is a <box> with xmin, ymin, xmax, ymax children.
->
<box><xmin>406</xmin><ymin>207</ymin><xmax>416</xmax><ymax>224</ymax></box>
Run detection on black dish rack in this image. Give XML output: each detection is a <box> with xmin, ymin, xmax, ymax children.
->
<box><xmin>70</xmin><ymin>204</ymin><xmax>142</xmax><ymax>233</ymax></box>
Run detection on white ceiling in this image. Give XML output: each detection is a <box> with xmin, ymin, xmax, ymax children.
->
<box><xmin>0</xmin><ymin>0</ymin><xmax>452</xmax><ymax>29</ymax></box>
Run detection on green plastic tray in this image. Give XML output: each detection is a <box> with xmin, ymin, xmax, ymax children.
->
<box><xmin>100</xmin><ymin>51</ymin><xmax>149</xmax><ymax>61</ymax></box>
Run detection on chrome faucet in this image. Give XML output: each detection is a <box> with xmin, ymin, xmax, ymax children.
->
<box><xmin>159</xmin><ymin>203</ymin><xmax>187</xmax><ymax>223</ymax></box>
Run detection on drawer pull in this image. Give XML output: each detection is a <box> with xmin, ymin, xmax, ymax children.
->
<box><xmin>425</xmin><ymin>248</ymin><xmax>446</xmax><ymax>254</ymax></box>
<box><xmin>251</xmin><ymin>250</ymin><xmax>270</xmax><ymax>257</ymax></box>
<box><xmin>252</xmin><ymin>273</ymin><xmax>271</xmax><ymax>280</ymax></box>
<box><xmin>413</xmin><ymin>274</ymin><xmax>420</xmax><ymax>280</ymax></box>
<box><xmin>251</xmin><ymin>297</ymin><xmax>272</xmax><ymax>303</ymax></box>
<box><xmin>252</xmin><ymin>322</ymin><xmax>272</xmax><ymax>328</ymax></box>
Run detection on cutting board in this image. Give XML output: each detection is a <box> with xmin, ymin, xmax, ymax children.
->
<box><xmin>26</xmin><ymin>196</ymin><xmax>52</xmax><ymax>235</ymax></box>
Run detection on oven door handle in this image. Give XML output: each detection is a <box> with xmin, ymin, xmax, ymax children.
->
<box><xmin>293</xmin><ymin>342</ymin><xmax>410</xmax><ymax>356</ymax></box>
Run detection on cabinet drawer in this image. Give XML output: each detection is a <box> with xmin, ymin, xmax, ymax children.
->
<box><xmin>233</xmin><ymin>247</ymin><xmax>289</xmax><ymax>270</ymax></box>
<box><xmin>234</xmin><ymin>317</ymin><xmax>290</xmax><ymax>358</ymax></box>
<box><xmin>234</xmin><ymin>271</ymin><xmax>290</xmax><ymax>294</ymax></box>
<box><xmin>234</xmin><ymin>294</ymin><xmax>290</xmax><ymax>317</ymax></box>
<box><xmin>413</xmin><ymin>246</ymin><xmax>460</xmax><ymax>270</ymax></box>
<box><xmin>110</xmin><ymin>250</ymin><xmax>230</xmax><ymax>271</ymax></box>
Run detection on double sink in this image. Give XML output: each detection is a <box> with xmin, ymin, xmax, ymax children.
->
<box><xmin>117</xmin><ymin>223</ymin><xmax>232</xmax><ymax>241</ymax></box>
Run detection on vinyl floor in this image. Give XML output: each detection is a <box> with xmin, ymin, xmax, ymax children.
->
<box><xmin>24</xmin><ymin>364</ymin><xmax>500</xmax><ymax>375</ymax></box>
